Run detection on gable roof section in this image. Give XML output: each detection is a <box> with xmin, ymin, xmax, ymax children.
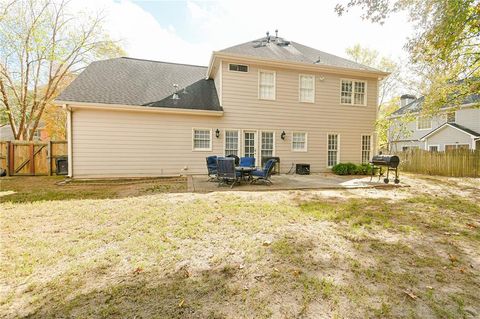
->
<box><xmin>56</xmin><ymin>57</ymin><xmax>222</xmax><ymax>112</ymax></box>
<box><xmin>218</xmin><ymin>36</ymin><xmax>383</xmax><ymax>73</ymax></box>
<box><xmin>391</xmin><ymin>94</ymin><xmax>480</xmax><ymax>117</ymax></box>
<box><xmin>420</xmin><ymin>122</ymin><xmax>480</xmax><ymax>140</ymax></box>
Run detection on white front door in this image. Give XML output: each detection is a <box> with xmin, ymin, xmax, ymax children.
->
<box><xmin>243</xmin><ymin>131</ymin><xmax>257</xmax><ymax>158</ymax></box>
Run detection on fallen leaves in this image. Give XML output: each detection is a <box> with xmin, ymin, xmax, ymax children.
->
<box><xmin>404</xmin><ymin>290</ymin><xmax>418</xmax><ymax>300</ymax></box>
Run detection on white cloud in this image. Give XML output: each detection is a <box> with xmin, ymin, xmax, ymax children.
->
<box><xmin>72</xmin><ymin>0</ymin><xmax>414</xmax><ymax>66</ymax></box>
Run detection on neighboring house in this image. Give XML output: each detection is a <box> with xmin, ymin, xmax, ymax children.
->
<box><xmin>55</xmin><ymin>34</ymin><xmax>388</xmax><ymax>178</ymax></box>
<box><xmin>0</xmin><ymin>123</ymin><xmax>48</xmax><ymax>141</ymax></box>
<box><xmin>388</xmin><ymin>94</ymin><xmax>480</xmax><ymax>152</ymax></box>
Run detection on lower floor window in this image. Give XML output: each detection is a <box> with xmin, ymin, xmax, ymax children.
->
<box><xmin>193</xmin><ymin>129</ymin><xmax>211</xmax><ymax>150</ymax></box>
<box><xmin>327</xmin><ymin>134</ymin><xmax>338</xmax><ymax>167</ymax></box>
<box><xmin>428</xmin><ymin>145</ymin><xmax>439</xmax><ymax>152</ymax></box>
<box><xmin>361</xmin><ymin>135</ymin><xmax>371</xmax><ymax>164</ymax></box>
<box><xmin>261</xmin><ymin>131</ymin><xmax>274</xmax><ymax>158</ymax></box>
<box><xmin>225</xmin><ymin>130</ymin><xmax>239</xmax><ymax>156</ymax></box>
<box><xmin>292</xmin><ymin>132</ymin><xmax>307</xmax><ymax>151</ymax></box>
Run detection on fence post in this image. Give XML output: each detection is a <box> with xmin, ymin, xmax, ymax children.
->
<box><xmin>5</xmin><ymin>141</ymin><xmax>10</xmax><ymax>176</ymax></box>
<box><xmin>8</xmin><ymin>141</ymin><xmax>14</xmax><ymax>176</ymax></box>
<box><xmin>29</xmin><ymin>143</ymin><xmax>35</xmax><ymax>175</ymax></box>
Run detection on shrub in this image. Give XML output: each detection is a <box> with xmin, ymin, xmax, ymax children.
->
<box><xmin>332</xmin><ymin>163</ymin><xmax>357</xmax><ymax>175</ymax></box>
<box><xmin>332</xmin><ymin>163</ymin><xmax>372</xmax><ymax>175</ymax></box>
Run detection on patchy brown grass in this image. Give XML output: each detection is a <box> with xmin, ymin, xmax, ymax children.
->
<box><xmin>0</xmin><ymin>175</ymin><xmax>479</xmax><ymax>318</ymax></box>
<box><xmin>0</xmin><ymin>176</ymin><xmax>187</xmax><ymax>203</ymax></box>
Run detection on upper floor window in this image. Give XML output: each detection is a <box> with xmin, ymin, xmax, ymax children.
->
<box><xmin>341</xmin><ymin>79</ymin><xmax>366</xmax><ymax>105</ymax></box>
<box><xmin>292</xmin><ymin>132</ymin><xmax>307</xmax><ymax>151</ymax></box>
<box><xmin>446</xmin><ymin>111</ymin><xmax>456</xmax><ymax>123</ymax></box>
<box><xmin>299</xmin><ymin>74</ymin><xmax>315</xmax><ymax>103</ymax></box>
<box><xmin>229</xmin><ymin>64</ymin><xmax>248</xmax><ymax>72</ymax></box>
<box><xmin>417</xmin><ymin>116</ymin><xmax>432</xmax><ymax>130</ymax></box>
<box><xmin>193</xmin><ymin>129</ymin><xmax>212</xmax><ymax>151</ymax></box>
<box><xmin>259</xmin><ymin>70</ymin><xmax>275</xmax><ymax>100</ymax></box>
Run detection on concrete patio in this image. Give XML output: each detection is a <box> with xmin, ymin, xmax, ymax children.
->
<box><xmin>188</xmin><ymin>173</ymin><xmax>405</xmax><ymax>193</ymax></box>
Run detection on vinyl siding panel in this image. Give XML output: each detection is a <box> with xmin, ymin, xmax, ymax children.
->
<box><xmin>426</xmin><ymin>126</ymin><xmax>474</xmax><ymax>150</ymax></box>
<box><xmin>71</xmin><ymin>59</ymin><xmax>379</xmax><ymax>177</ymax></box>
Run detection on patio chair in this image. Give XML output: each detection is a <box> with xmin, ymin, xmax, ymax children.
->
<box><xmin>239</xmin><ymin>157</ymin><xmax>255</xmax><ymax>167</ymax></box>
<box><xmin>217</xmin><ymin>158</ymin><xmax>238</xmax><ymax>188</ymax></box>
<box><xmin>206</xmin><ymin>155</ymin><xmax>218</xmax><ymax>181</ymax></box>
<box><xmin>251</xmin><ymin>159</ymin><xmax>277</xmax><ymax>185</ymax></box>
<box><xmin>226</xmin><ymin>154</ymin><xmax>240</xmax><ymax>166</ymax></box>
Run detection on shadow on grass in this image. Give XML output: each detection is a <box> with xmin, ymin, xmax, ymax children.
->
<box><xmin>25</xmin><ymin>266</ymin><xmax>245</xmax><ymax>319</ymax></box>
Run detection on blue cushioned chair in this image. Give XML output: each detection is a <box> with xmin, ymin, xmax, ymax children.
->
<box><xmin>239</xmin><ymin>157</ymin><xmax>255</xmax><ymax>167</ymax></box>
<box><xmin>206</xmin><ymin>155</ymin><xmax>218</xmax><ymax>181</ymax></box>
<box><xmin>217</xmin><ymin>158</ymin><xmax>238</xmax><ymax>188</ymax></box>
<box><xmin>251</xmin><ymin>159</ymin><xmax>277</xmax><ymax>185</ymax></box>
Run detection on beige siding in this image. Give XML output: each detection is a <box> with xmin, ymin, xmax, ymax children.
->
<box><xmin>71</xmin><ymin>59</ymin><xmax>379</xmax><ymax>177</ymax></box>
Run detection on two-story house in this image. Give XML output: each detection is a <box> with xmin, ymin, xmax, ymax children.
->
<box><xmin>388</xmin><ymin>94</ymin><xmax>480</xmax><ymax>152</ymax></box>
<box><xmin>55</xmin><ymin>34</ymin><xmax>388</xmax><ymax>178</ymax></box>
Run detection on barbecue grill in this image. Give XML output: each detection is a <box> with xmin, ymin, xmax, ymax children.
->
<box><xmin>370</xmin><ymin>155</ymin><xmax>400</xmax><ymax>184</ymax></box>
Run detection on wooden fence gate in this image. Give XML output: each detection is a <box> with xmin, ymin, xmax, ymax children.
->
<box><xmin>0</xmin><ymin>141</ymin><xmax>67</xmax><ymax>176</ymax></box>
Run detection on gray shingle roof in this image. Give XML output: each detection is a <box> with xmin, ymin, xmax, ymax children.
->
<box><xmin>392</xmin><ymin>94</ymin><xmax>480</xmax><ymax>116</ymax></box>
<box><xmin>57</xmin><ymin>57</ymin><xmax>222</xmax><ymax>111</ymax></box>
<box><xmin>219</xmin><ymin>36</ymin><xmax>382</xmax><ymax>73</ymax></box>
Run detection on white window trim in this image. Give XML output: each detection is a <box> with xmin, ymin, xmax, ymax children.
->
<box><xmin>298</xmin><ymin>74</ymin><xmax>315</xmax><ymax>103</ymax></box>
<box><xmin>260</xmin><ymin>130</ymin><xmax>276</xmax><ymax>157</ymax></box>
<box><xmin>360</xmin><ymin>134</ymin><xmax>373</xmax><ymax>164</ymax></box>
<box><xmin>339</xmin><ymin>78</ymin><xmax>367</xmax><ymax>106</ymax></box>
<box><xmin>416</xmin><ymin>116</ymin><xmax>432</xmax><ymax>130</ymax></box>
<box><xmin>428</xmin><ymin>144</ymin><xmax>440</xmax><ymax>151</ymax></box>
<box><xmin>327</xmin><ymin>133</ymin><xmax>340</xmax><ymax>168</ymax></box>
<box><xmin>291</xmin><ymin>131</ymin><xmax>308</xmax><ymax>152</ymax></box>
<box><xmin>192</xmin><ymin>128</ymin><xmax>212</xmax><ymax>152</ymax></box>
<box><xmin>228</xmin><ymin>63</ymin><xmax>249</xmax><ymax>73</ymax></box>
<box><xmin>258</xmin><ymin>69</ymin><xmax>276</xmax><ymax>100</ymax></box>
<box><xmin>223</xmin><ymin>129</ymin><xmax>240</xmax><ymax>156</ymax></box>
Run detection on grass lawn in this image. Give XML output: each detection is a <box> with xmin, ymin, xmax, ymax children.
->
<box><xmin>0</xmin><ymin>174</ymin><xmax>479</xmax><ymax>318</ymax></box>
<box><xmin>0</xmin><ymin>176</ymin><xmax>187</xmax><ymax>203</ymax></box>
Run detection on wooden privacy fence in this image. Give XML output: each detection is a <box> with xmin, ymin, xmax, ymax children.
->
<box><xmin>396</xmin><ymin>149</ymin><xmax>480</xmax><ymax>177</ymax></box>
<box><xmin>0</xmin><ymin>140</ymin><xmax>67</xmax><ymax>176</ymax></box>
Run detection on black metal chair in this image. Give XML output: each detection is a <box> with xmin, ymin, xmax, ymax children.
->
<box><xmin>226</xmin><ymin>154</ymin><xmax>240</xmax><ymax>166</ymax></box>
<box><xmin>217</xmin><ymin>158</ymin><xmax>238</xmax><ymax>188</ymax></box>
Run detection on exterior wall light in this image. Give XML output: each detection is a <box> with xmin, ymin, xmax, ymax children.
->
<box><xmin>215</xmin><ymin>129</ymin><xmax>220</xmax><ymax>138</ymax></box>
<box><xmin>281</xmin><ymin>131</ymin><xmax>286</xmax><ymax>140</ymax></box>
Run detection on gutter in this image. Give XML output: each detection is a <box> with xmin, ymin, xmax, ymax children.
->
<box><xmin>207</xmin><ymin>51</ymin><xmax>390</xmax><ymax>79</ymax></box>
<box><xmin>54</xmin><ymin>100</ymin><xmax>224</xmax><ymax>117</ymax></box>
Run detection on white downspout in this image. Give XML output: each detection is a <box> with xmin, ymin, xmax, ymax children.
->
<box><xmin>65</xmin><ymin>105</ymin><xmax>73</xmax><ymax>178</ymax></box>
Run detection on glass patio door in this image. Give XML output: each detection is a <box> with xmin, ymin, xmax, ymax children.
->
<box><xmin>243</xmin><ymin>131</ymin><xmax>257</xmax><ymax>158</ymax></box>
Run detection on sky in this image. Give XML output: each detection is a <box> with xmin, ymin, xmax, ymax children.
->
<box><xmin>73</xmin><ymin>0</ymin><xmax>415</xmax><ymax>67</ymax></box>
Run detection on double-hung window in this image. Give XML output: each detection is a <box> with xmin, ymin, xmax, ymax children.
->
<box><xmin>193</xmin><ymin>129</ymin><xmax>211</xmax><ymax>151</ymax></box>
<box><xmin>225</xmin><ymin>130</ymin><xmax>239</xmax><ymax>156</ymax></box>
<box><xmin>299</xmin><ymin>74</ymin><xmax>315</xmax><ymax>103</ymax></box>
<box><xmin>361</xmin><ymin>135</ymin><xmax>371</xmax><ymax>164</ymax></box>
<box><xmin>259</xmin><ymin>71</ymin><xmax>275</xmax><ymax>100</ymax></box>
<box><xmin>327</xmin><ymin>134</ymin><xmax>339</xmax><ymax>167</ymax></box>
<box><xmin>292</xmin><ymin>132</ymin><xmax>307</xmax><ymax>152</ymax></box>
<box><xmin>261</xmin><ymin>131</ymin><xmax>274</xmax><ymax>158</ymax></box>
<box><xmin>417</xmin><ymin>116</ymin><xmax>432</xmax><ymax>130</ymax></box>
<box><xmin>341</xmin><ymin>80</ymin><xmax>366</xmax><ymax>105</ymax></box>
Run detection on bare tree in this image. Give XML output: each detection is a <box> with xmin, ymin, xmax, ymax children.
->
<box><xmin>0</xmin><ymin>0</ymin><xmax>124</xmax><ymax>140</ymax></box>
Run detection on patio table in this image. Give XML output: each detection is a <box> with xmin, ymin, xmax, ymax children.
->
<box><xmin>235</xmin><ymin>166</ymin><xmax>256</xmax><ymax>182</ymax></box>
